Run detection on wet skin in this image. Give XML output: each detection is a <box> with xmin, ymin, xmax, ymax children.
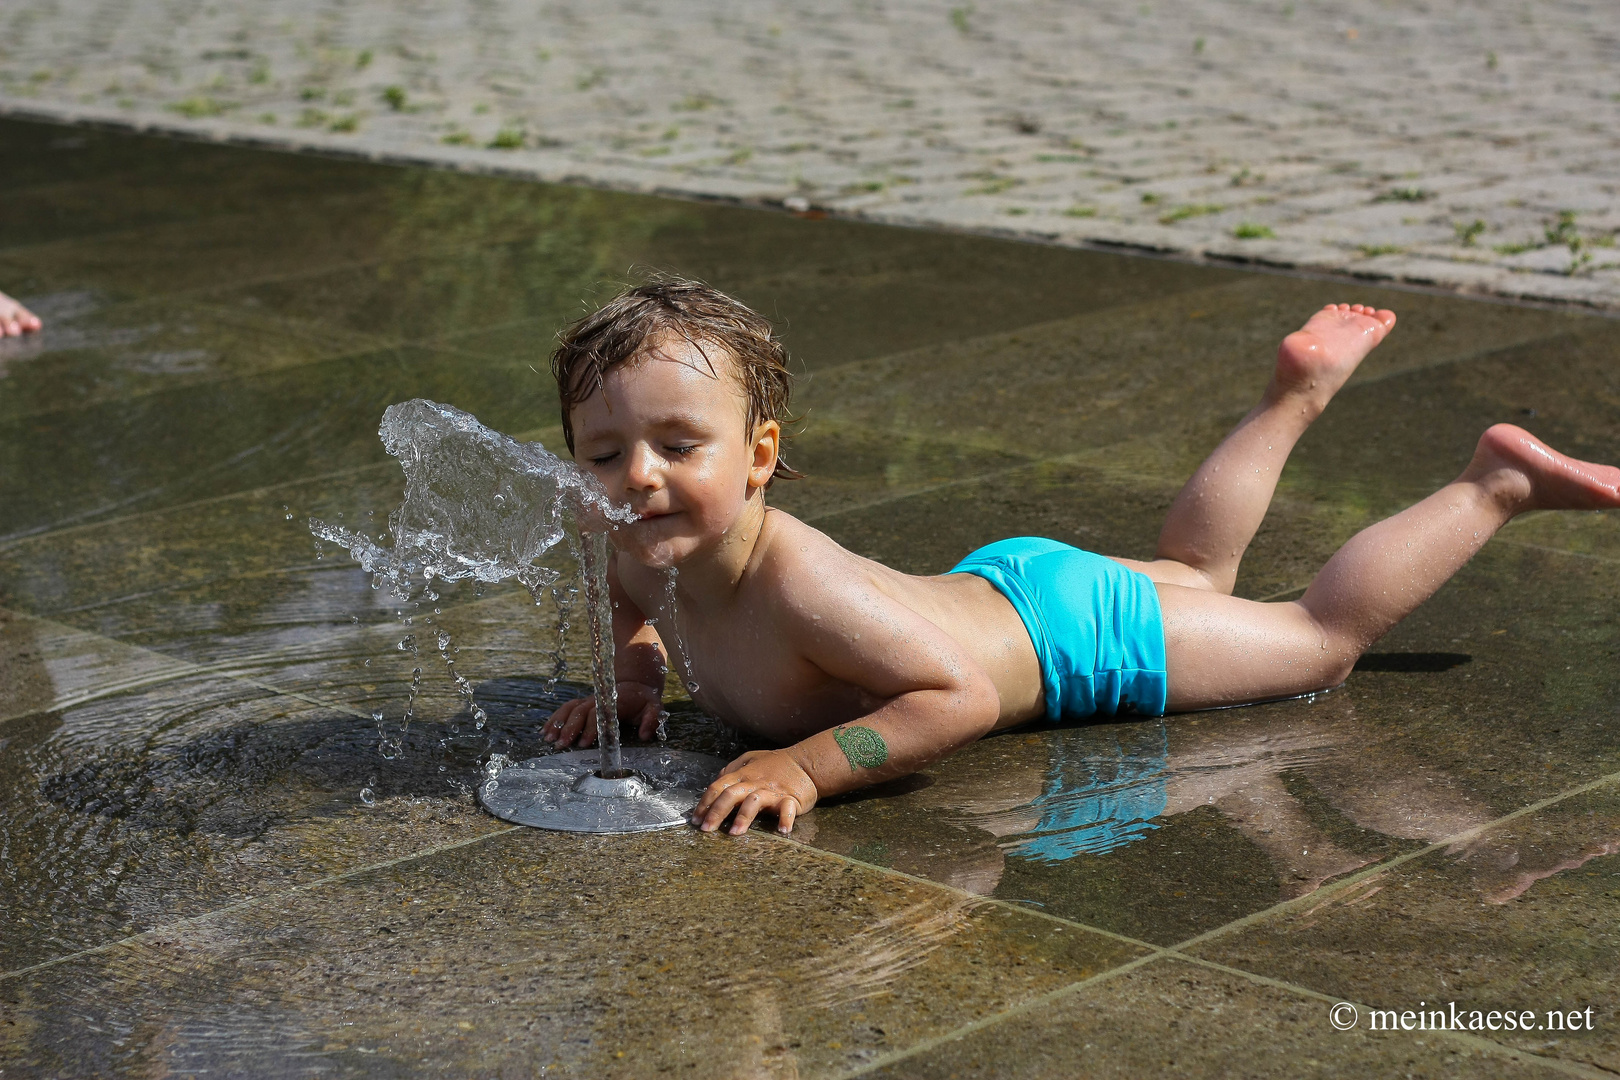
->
<box><xmin>542</xmin><ymin>309</ymin><xmax>1620</xmax><ymax>836</ymax></box>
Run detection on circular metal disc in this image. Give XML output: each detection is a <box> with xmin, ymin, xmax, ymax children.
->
<box><xmin>478</xmin><ymin>747</ymin><xmax>727</xmax><ymax>834</ymax></box>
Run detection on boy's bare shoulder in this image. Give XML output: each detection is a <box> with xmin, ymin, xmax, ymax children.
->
<box><xmin>748</xmin><ymin>508</ymin><xmax>888</xmax><ymax>619</ymax></box>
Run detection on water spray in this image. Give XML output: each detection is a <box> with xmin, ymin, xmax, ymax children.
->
<box><xmin>311</xmin><ymin>399</ymin><xmax>724</xmax><ymax>833</ymax></box>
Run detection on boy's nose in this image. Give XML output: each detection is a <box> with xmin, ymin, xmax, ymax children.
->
<box><xmin>623</xmin><ymin>444</ymin><xmax>665</xmax><ymax>492</ymax></box>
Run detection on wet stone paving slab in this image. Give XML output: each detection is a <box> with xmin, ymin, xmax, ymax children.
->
<box><xmin>2</xmin><ymin>117</ymin><xmax>1620</xmax><ymax>1077</ymax></box>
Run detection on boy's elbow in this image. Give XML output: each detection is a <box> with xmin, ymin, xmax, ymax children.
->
<box><xmin>957</xmin><ymin>674</ymin><xmax>1001</xmax><ymax>737</ymax></box>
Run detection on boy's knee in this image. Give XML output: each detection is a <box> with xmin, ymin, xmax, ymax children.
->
<box><xmin>1292</xmin><ymin>604</ymin><xmax>1359</xmax><ymax>687</ymax></box>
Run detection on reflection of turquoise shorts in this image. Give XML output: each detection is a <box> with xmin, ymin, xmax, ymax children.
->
<box><xmin>948</xmin><ymin>537</ymin><xmax>1168</xmax><ymax>720</ymax></box>
<box><xmin>1012</xmin><ymin>724</ymin><xmax>1170</xmax><ymax>863</ymax></box>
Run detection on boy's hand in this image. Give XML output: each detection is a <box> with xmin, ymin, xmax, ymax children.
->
<box><xmin>542</xmin><ymin>680</ymin><xmax>664</xmax><ymax>747</ymax></box>
<box><xmin>691</xmin><ymin>749</ymin><xmax>819</xmax><ymax>836</ymax></box>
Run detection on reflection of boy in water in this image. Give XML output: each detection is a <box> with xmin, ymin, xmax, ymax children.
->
<box><xmin>897</xmin><ymin>702</ymin><xmax>1615</xmax><ymax>904</ymax></box>
<box><xmin>536</xmin><ymin>276</ymin><xmax>1620</xmax><ymax>836</ymax></box>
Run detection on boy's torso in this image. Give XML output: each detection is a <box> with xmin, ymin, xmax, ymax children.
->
<box><xmin>616</xmin><ymin>509</ymin><xmax>1047</xmax><ymax>742</ymax></box>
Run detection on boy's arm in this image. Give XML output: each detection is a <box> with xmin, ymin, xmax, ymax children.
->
<box><xmin>541</xmin><ymin>553</ymin><xmax>667</xmax><ymax>746</ymax></box>
<box><xmin>691</xmin><ymin>577</ymin><xmax>1001</xmax><ymax>834</ymax></box>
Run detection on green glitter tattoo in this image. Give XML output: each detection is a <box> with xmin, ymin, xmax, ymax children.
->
<box><xmin>832</xmin><ymin>725</ymin><xmax>889</xmax><ymax>772</ymax></box>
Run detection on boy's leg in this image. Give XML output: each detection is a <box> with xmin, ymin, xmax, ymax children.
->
<box><xmin>1132</xmin><ymin>304</ymin><xmax>1396</xmax><ymax>593</ymax></box>
<box><xmin>1157</xmin><ymin>425</ymin><xmax>1620</xmax><ymax>710</ymax></box>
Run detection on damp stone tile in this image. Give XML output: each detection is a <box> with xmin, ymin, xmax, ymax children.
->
<box><xmin>869</xmin><ymin>958</ymin><xmax>1575</xmax><ymax>1080</ymax></box>
<box><xmin>0</xmin><ymin>607</ymin><xmax>191</xmax><ymax>725</ymax></box>
<box><xmin>0</xmin><ymin>673</ymin><xmax>516</xmax><ymax>972</ymax></box>
<box><xmin>0</xmin><ymin>466</ymin><xmax>406</xmax><ymax>625</ymax></box>
<box><xmin>799</xmin><ymin>696</ymin><xmax>1427</xmax><ymax>947</ymax></box>
<box><xmin>0</xmin><ymin>146</ymin><xmax>401</xmax><ymax>250</ymax></box>
<box><xmin>1502</xmin><ymin>509</ymin><xmax>1620</xmax><ymax>566</ymax></box>
<box><xmin>1187</xmin><ymin>784</ymin><xmax>1620</xmax><ymax>1074</ymax></box>
<box><xmin>0</xmin><ymin>828</ymin><xmax>1146</xmax><ymax>1078</ymax></box>
<box><xmin>0</xmin><ymin>345</ymin><xmax>553</xmax><ymax>539</ymax></box>
<box><xmin>796</xmin><ymin>275</ymin><xmax>1591</xmax><ymax>471</ymax></box>
<box><xmin>0</xmin><ymin>297</ymin><xmax>386</xmax><ymax>422</ymax></box>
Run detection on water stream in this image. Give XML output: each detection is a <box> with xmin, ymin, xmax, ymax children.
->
<box><xmin>309</xmin><ymin>399</ymin><xmax>638</xmax><ymax>769</ymax></box>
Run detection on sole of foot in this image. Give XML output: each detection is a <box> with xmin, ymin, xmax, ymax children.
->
<box><xmin>1272</xmin><ymin>303</ymin><xmax>1397</xmax><ymax>408</ymax></box>
<box><xmin>1474</xmin><ymin>423</ymin><xmax>1620</xmax><ymax>512</ymax></box>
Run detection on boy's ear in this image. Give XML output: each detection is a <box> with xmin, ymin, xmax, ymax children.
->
<box><xmin>748</xmin><ymin>420</ymin><xmax>781</xmax><ymax>490</ymax></box>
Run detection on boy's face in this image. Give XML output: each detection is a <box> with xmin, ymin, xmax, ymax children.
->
<box><xmin>569</xmin><ymin>335</ymin><xmax>779</xmax><ymax>567</ymax></box>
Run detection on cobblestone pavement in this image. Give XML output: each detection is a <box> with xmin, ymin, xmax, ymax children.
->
<box><xmin>4</xmin><ymin>0</ymin><xmax>1618</xmax><ymax>307</ymax></box>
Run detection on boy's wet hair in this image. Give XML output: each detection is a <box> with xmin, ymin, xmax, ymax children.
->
<box><xmin>551</xmin><ymin>274</ymin><xmax>801</xmax><ymax>484</ymax></box>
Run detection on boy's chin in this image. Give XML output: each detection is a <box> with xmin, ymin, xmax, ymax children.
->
<box><xmin>611</xmin><ymin>533</ymin><xmax>698</xmax><ymax>569</ymax></box>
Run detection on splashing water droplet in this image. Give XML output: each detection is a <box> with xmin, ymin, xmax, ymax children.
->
<box><xmin>306</xmin><ymin>400</ymin><xmax>640</xmax><ymax>771</ymax></box>
<box><xmin>660</xmin><ymin>567</ymin><xmax>701</xmax><ymax>699</ymax></box>
<box><xmin>308</xmin><ymin>399</ymin><xmax>631</xmax><ymax>601</ymax></box>
<box><xmin>359</xmin><ymin>787</ymin><xmax>375</xmax><ymax>805</ymax></box>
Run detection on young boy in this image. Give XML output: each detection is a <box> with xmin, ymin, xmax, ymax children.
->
<box><xmin>539</xmin><ymin>277</ymin><xmax>1620</xmax><ymax>836</ymax></box>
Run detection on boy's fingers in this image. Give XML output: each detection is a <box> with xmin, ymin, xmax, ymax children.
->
<box><xmin>696</xmin><ymin>781</ymin><xmax>751</xmax><ymax>832</ymax></box>
<box><xmin>544</xmin><ymin>699</ymin><xmax>586</xmax><ymax>740</ymax></box>
<box><xmin>555</xmin><ymin>701</ymin><xmax>594</xmax><ymax>747</ymax></box>
<box><xmin>728</xmin><ymin>791</ymin><xmax>768</xmax><ymax>835</ymax></box>
<box><xmin>692</xmin><ymin>777</ymin><xmax>725</xmax><ymax>818</ymax></box>
<box><xmin>639</xmin><ymin>702</ymin><xmax>659</xmax><ymax>740</ymax></box>
<box><xmin>777</xmin><ymin>798</ymin><xmax>797</xmax><ymax>835</ymax></box>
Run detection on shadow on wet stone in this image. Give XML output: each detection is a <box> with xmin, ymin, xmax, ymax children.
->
<box><xmin>0</xmin><ymin>673</ymin><xmax>566</xmax><ymax>972</ymax></box>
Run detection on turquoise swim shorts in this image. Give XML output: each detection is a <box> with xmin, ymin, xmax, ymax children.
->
<box><xmin>948</xmin><ymin>537</ymin><xmax>1168</xmax><ymax>720</ymax></box>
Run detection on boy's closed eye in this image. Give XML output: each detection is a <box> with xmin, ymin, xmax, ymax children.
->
<box><xmin>590</xmin><ymin>444</ymin><xmax>699</xmax><ymax>465</ymax></box>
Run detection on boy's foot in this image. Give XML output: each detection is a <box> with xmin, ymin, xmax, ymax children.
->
<box><xmin>1270</xmin><ymin>303</ymin><xmax>1396</xmax><ymax>416</ymax></box>
<box><xmin>0</xmin><ymin>290</ymin><xmax>42</xmax><ymax>337</ymax></box>
<box><xmin>1471</xmin><ymin>424</ymin><xmax>1620</xmax><ymax>512</ymax></box>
